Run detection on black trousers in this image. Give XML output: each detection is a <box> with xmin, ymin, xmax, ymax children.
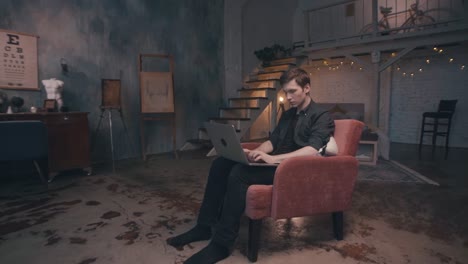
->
<box><xmin>197</xmin><ymin>157</ymin><xmax>277</xmax><ymax>248</ymax></box>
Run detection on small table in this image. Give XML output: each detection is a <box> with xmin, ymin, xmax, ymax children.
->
<box><xmin>357</xmin><ymin>140</ymin><xmax>378</xmax><ymax>166</ymax></box>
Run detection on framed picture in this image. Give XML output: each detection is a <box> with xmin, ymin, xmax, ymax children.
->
<box><xmin>101</xmin><ymin>79</ymin><xmax>121</xmax><ymax>108</ymax></box>
<box><xmin>139</xmin><ymin>72</ymin><xmax>174</xmax><ymax>113</ymax></box>
<box><xmin>0</xmin><ymin>29</ymin><xmax>39</xmax><ymax>90</ymax></box>
<box><xmin>43</xmin><ymin>99</ymin><xmax>57</xmax><ymax>112</ymax></box>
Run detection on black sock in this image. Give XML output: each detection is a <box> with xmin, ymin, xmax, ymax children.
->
<box><xmin>184</xmin><ymin>241</ymin><xmax>230</xmax><ymax>264</ymax></box>
<box><xmin>166</xmin><ymin>224</ymin><xmax>212</xmax><ymax>249</ymax></box>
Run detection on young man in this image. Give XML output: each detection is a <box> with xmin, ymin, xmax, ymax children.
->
<box><xmin>167</xmin><ymin>67</ymin><xmax>335</xmax><ymax>263</ymax></box>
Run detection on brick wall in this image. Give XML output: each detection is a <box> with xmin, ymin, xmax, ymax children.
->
<box><xmin>390</xmin><ymin>46</ymin><xmax>468</xmax><ymax>147</ymax></box>
<box><xmin>304</xmin><ymin>46</ymin><xmax>468</xmax><ymax>148</ymax></box>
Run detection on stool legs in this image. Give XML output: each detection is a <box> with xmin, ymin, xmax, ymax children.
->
<box><xmin>431</xmin><ymin>118</ymin><xmax>439</xmax><ymax>157</ymax></box>
<box><xmin>419</xmin><ymin>116</ymin><xmax>452</xmax><ymax>160</ymax></box>
<box><xmin>418</xmin><ymin>117</ymin><xmax>425</xmax><ymax>156</ymax></box>
<box><xmin>444</xmin><ymin>118</ymin><xmax>453</xmax><ymax>160</ymax></box>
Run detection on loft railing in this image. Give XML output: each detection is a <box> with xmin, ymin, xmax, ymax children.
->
<box><xmin>302</xmin><ymin>0</ymin><xmax>467</xmax><ymax>48</ymax></box>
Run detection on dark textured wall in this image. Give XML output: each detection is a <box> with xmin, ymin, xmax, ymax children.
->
<box><xmin>0</xmin><ymin>0</ymin><xmax>224</xmax><ymax>161</ymax></box>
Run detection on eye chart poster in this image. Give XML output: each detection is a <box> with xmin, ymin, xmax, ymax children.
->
<box><xmin>0</xmin><ymin>29</ymin><xmax>39</xmax><ymax>90</ymax></box>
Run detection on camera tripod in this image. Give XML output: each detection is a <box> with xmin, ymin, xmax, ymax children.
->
<box><xmin>91</xmin><ymin>106</ymin><xmax>135</xmax><ymax>173</ymax></box>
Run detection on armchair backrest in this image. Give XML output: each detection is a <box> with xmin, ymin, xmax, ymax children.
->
<box><xmin>0</xmin><ymin>121</ymin><xmax>48</xmax><ymax>161</ymax></box>
<box><xmin>438</xmin><ymin>100</ymin><xmax>457</xmax><ymax>113</ymax></box>
<box><xmin>334</xmin><ymin>119</ymin><xmax>365</xmax><ymax>156</ymax></box>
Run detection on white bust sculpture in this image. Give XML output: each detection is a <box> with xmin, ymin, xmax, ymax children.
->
<box><xmin>42</xmin><ymin>78</ymin><xmax>64</xmax><ymax>109</ymax></box>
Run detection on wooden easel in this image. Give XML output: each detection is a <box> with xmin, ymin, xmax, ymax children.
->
<box><xmin>138</xmin><ymin>54</ymin><xmax>177</xmax><ymax>160</ymax></box>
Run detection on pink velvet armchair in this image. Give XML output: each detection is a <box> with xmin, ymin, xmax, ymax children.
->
<box><xmin>241</xmin><ymin>119</ymin><xmax>364</xmax><ymax>262</ymax></box>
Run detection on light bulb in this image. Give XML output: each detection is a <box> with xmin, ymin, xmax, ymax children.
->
<box><xmin>449</xmin><ymin>58</ymin><xmax>454</xmax><ymax>63</ymax></box>
<box><xmin>419</xmin><ymin>68</ymin><xmax>423</xmax><ymax>72</ymax></box>
<box><xmin>426</xmin><ymin>59</ymin><xmax>430</xmax><ymax>64</ymax></box>
<box><xmin>279</xmin><ymin>97</ymin><xmax>284</xmax><ymax>103</ymax></box>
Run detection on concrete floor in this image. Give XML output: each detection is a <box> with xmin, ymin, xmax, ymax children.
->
<box><xmin>0</xmin><ymin>143</ymin><xmax>467</xmax><ymax>264</ymax></box>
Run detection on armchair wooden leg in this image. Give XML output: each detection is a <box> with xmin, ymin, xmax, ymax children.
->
<box><xmin>248</xmin><ymin>218</ymin><xmax>262</xmax><ymax>262</ymax></box>
<box><xmin>332</xmin><ymin>211</ymin><xmax>343</xmax><ymax>240</ymax></box>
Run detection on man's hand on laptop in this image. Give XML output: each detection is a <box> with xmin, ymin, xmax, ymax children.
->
<box><xmin>244</xmin><ymin>149</ymin><xmax>277</xmax><ymax>164</ymax></box>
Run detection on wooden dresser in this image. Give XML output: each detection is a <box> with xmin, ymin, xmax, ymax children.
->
<box><xmin>0</xmin><ymin>112</ymin><xmax>91</xmax><ymax>176</ymax></box>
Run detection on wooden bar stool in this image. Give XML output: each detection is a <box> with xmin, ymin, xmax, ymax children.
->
<box><xmin>419</xmin><ymin>100</ymin><xmax>457</xmax><ymax>159</ymax></box>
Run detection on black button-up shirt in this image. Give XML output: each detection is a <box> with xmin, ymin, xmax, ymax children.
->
<box><xmin>269</xmin><ymin>100</ymin><xmax>335</xmax><ymax>152</ymax></box>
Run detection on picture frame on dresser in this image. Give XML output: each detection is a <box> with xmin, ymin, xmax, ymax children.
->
<box><xmin>43</xmin><ymin>99</ymin><xmax>57</xmax><ymax>112</ymax></box>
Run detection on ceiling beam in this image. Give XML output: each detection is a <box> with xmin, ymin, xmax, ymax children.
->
<box><xmin>378</xmin><ymin>46</ymin><xmax>415</xmax><ymax>72</ymax></box>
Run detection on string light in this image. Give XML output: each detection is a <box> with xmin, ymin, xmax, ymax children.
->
<box><xmin>391</xmin><ymin>52</ymin><xmax>396</xmax><ymax>57</ymax></box>
<box><xmin>351</xmin><ymin>61</ymin><xmax>354</xmax><ymax>65</ymax></box>
<box><xmin>359</xmin><ymin>67</ymin><xmax>363</xmax><ymax>71</ymax></box>
<box><xmin>393</xmin><ymin>46</ymin><xmax>466</xmax><ymax>76</ymax></box>
<box><xmin>340</xmin><ymin>61</ymin><xmax>344</xmax><ymax>65</ymax></box>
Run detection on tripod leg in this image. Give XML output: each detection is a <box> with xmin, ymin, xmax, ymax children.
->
<box><xmin>118</xmin><ymin>109</ymin><xmax>137</xmax><ymax>156</ymax></box>
<box><xmin>91</xmin><ymin>110</ymin><xmax>106</xmax><ymax>152</ymax></box>
<box><xmin>108</xmin><ymin>110</ymin><xmax>116</xmax><ymax>173</ymax></box>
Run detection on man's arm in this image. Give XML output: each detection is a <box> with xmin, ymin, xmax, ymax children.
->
<box><xmin>250</xmin><ymin>145</ymin><xmax>318</xmax><ymax>164</ymax></box>
<box><xmin>253</xmin><ymin>140</ymin><xmax>274</xmax><ymax>153</ymax></box>
<box><xmin>243</xmin><ymin>140</ymin><xmax>274</xmax><ymax>162</ymax></box>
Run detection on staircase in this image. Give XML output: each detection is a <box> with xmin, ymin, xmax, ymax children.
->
<box><xmin>180</xmin><ymin>56</ymin><xmax>306</xmax><ymax>153</ymax></box>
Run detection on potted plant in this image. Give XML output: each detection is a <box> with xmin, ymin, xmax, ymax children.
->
<box><xmin>254</xmin><ymin>44</ymin><xmax>289</xmax><ymax>66</ymax></box>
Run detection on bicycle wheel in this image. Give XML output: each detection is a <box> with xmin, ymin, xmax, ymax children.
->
<box><xmin>404</xmin><ymin>15</ymin><xmax>435</xmax><ymax>32</ymax></box>
<box><xmin>413</xmin><ymin>15</ymin><xmax>435</xmax><ymax>27</ymax></box>
<box><xmin>359</xmin><ymin>23</ymin><xmax>388</xmax><ymax>35</ymax></box>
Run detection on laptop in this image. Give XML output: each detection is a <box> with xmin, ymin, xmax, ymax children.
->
<box><xmin>204</xmin><ymin>122</ymin><xmax>278</xmax><ymax>167</ymax></box>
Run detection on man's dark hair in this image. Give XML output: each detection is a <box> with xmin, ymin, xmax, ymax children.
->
<box><xmin>279</xmin><ymin>67</ymin><xmax>310</xmax><ymax>88</ymax></box>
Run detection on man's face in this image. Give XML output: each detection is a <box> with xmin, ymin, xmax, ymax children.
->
<box><xmin>282</xmin><ymin>79</ymin><xmax>310</xmax><ymax>110</ymax></box>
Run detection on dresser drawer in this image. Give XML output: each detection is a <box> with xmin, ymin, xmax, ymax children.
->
<box><xmin>43</xmin><ymin>113</ymin><xmax>87</xmax><ymax>125</ymax></box>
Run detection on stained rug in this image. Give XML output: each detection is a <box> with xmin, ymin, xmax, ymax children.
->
<box><xmin>358</xmin><ymin>159</ymin><xmax>439</xmax><ymax>185</ymax></box>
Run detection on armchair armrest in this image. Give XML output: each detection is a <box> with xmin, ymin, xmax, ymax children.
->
<box><xmin>271</xmin><ymin>155</ymin><xmax>359</xmax><ymax>219</ymax></box>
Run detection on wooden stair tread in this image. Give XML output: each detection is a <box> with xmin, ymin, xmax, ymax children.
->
<box><xmin>209</xmin><ymin>117</ymin><xmax>251</xmax><ymax>121</ymax></box>
<box><xmin>219</xmin><ymin>107</ymin><xmax>260</xmax><ymax>110</ymax></box>
<box><xmin>264</xmin><ymin>62</ymin><xmax>296</xmax><ymax>67</ymax></box>
<box><xmin>238</xmin><ymin>87</ymin><xmax>275</xmax><ymax>91</ymax></box>
<box><xmin>200</xmin><ymin>126</ymin><xmax>241</xmax><ymax>133</ymax></box>
<box><xmin>257</xmin><ymin>70</ymin><xmax>286</xmax><ymax>74</ymax></box>
<box><xmin>245</xmin><ymin>79</ymin><xmax>279</xmax><ymax>83</ymax></box>
<box><xmin>229</xmin><ymin>97</ymin><xmax>268</xmax><ymax>100</ymax></box>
